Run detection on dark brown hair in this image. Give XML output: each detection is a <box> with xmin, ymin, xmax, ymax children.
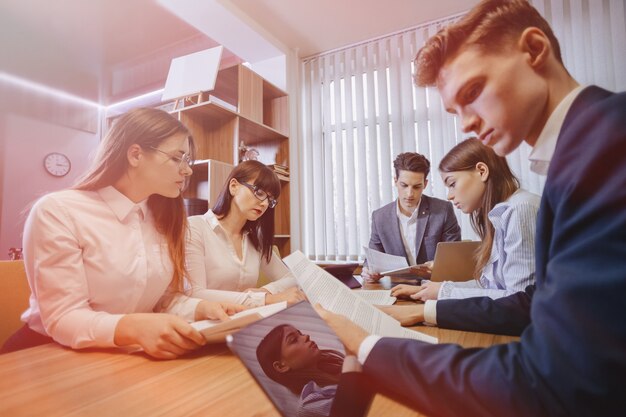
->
<box><xmin>414</xmin><ymin>0</ymin><xmax>563</xmax><ymax>86</ymax></box>
<box><xmin>212</xmin><ymin>160</ymin><xmax>281</xmax><ymax>262</ymax></box>
<box><xmin>256</xmin><ymin>324</ymin><xmax>344</xmax><ymax>395</ymax></box>
<box><xmin>439</xmin><ymin>138</ymin><xmax>519</xmax><ymax>278</ymax></box>
<box><xmin>393</xmin><ymin>152</ymin><xmax>431</xmax><ymax>178</ymax></box>
<box><xmin>74</xmin><ymin>107</ymin><xmax>195</xmax><ymax>292</ymax></box>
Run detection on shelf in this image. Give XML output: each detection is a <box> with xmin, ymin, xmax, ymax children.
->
<box><xmin>190</xmin><ymin>160</ymin><xmax>208</xmax><ymax>175</ymax></box>
<box><xmin>175</xmin><ymin>100</ymin><xmax>237</xmax><ymax>121</ymax></box>
<box><xmin>263</xmin><ymin>79</ymin><xmax>288</xmax><ymax>101</ymax></box>
<box><xmin>239</xmin><ymin>113</ymin><xmax>288</xmax><ymax>144</ymax></box>
<box><xmin>175</xmin><ymin>63</ymin><xmax>290</xmax><ymax>254</ymax></box>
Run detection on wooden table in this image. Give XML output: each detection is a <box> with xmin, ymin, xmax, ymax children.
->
<box><xmin>0</xmin><ymin>277</ymin><xmax>519</xmax><ymax>417</ymax></box>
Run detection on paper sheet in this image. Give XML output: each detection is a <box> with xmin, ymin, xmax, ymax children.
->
<box><xmin>353</xmin><ymin>289</ymin><xmax>397</xmax><ymax>305</ymax></box>
<box><xmin>284</xmin><ymin>251</ymin><xmax>437</xmax><ymax>344</ymax></box>
<box><xmin>191</xmin><ymin>301</ymin><xmax>287</xmax><ymax>332</ymax></box>
<box><xmin>363</xmin><ymin>246</ymin><xmax>409</xmax><ymax>274</ymax></box>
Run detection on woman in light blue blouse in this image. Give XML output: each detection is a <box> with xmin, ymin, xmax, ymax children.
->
<box><xmin>392</xmin><ymin>138</ymin><xmax>540</xmax><ymax>301</ymax></box>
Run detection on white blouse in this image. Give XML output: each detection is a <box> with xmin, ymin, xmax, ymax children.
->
<box><xmin>438</xmin><ymin>189</ymin><xmax>541</xmax><ymax>300</ymax></box>
<box><xmin>21</xmin><ymin>186</ymin><xmax>200</xmax><ymax>349</ymax></box>
<box><xmin>186</xmin><ymin>210</ymin><xmax>296</xmax><ymax>307</ymax></box>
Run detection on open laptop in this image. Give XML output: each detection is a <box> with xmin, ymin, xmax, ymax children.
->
<box><xmin>429</xmin><ymin>241</ymin><xmax>480</xmax><ymax>282</ymax></box>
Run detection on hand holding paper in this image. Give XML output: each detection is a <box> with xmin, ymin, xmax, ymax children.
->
<box><xmin>314</xmin><ymin>303</ymin><xmax>369</xmax><ymax>355</ymax></box>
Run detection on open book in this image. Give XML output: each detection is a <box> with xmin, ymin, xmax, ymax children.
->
<box><xmin>191</xmin><ymin>302</ymin><xmax>287</xmax><ymax>343</ymax></box>
<box><xmin>283</xmin><ymin>251</ymin><xmax>437</xmax><ymax>343</ymax></box>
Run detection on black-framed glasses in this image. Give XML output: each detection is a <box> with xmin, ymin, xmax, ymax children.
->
<box><xmin>239</xmin><ymin>181</ymin><xmax>277</xmax><ymax>208</ymax></box>
<box><xmin>149</xmin><ymin>146</ymin><xmax>194</xmax><ymax>170</ymax></box>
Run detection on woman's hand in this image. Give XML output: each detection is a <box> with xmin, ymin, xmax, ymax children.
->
<box><xmin>361</xmin><ymin>266</ymin><xmax>383</xmax><ymax>282</ymax></box>
<box><xmin>195</xmin><ymin>300</ymin><xmax>247</xmax><ymax>321</ymax></box>
<box><xmin>377</xmin><ymin>305</ymin><xmax>425</xmax><ymax>326</ymax></box>
<box><xmin>265</xmin><ymin>287</ymin><xmax>307</xmax><ymax>305</ymax></box>
<box><xmin>410</xmin><ymin>281</ymin><xmax>442</xmax><ymax>302</ymax></box>
<box><xmin>390</xmin><ymin>284</ymin><xmax>422</xmax><ymax>298</ymax></box>
<box><xmin>114</xmin><ymin>313</ymin><xmax>206</xmax><ymax>360</ymax></box>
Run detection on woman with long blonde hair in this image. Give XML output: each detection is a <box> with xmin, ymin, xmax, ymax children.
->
<box><xmin>2</xmin><ymin>108</ymin><xmax>244</xmax><ymax>358</ymax></box>
<box><xmin>392</xmin><ymin>138</ymin><xmax>539</xmax><ymax>301</ymax></box>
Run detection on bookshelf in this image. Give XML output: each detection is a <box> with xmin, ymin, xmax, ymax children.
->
<box><xmin>174</xmin><ymin>64</ymin><xmax>291</xmax><ymax>256</ymax></box>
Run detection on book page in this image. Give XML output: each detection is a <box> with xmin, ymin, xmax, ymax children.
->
<box><xmin>284</xmin><ymin>251</ymin><xmax>437</xmax><ymax>344</ymax></box>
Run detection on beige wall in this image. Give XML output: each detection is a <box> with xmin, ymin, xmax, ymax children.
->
<box><xmin>0</xmin><ymin>113</ymin><xmax>99</xmax><ymax>259</ymax></box>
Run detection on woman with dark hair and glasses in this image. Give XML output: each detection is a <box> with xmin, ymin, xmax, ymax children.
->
<box><xmin>186</xmin><ymin>160</ymin><xmax>305</xmax><ymax>307</ymax></box>
<box><xmin>2</xmin><ymin>108</ymin><xmax>245</xmax><ymax>358</ymax></box>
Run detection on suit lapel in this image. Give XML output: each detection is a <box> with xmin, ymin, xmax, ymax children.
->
<box><xmin>386</xmin><ymin>201</ymin><xmax>405</xmax><ymax>256</ymax></box>
<box><xmin>414</xmin><ymin>196</ymin><xmax>430</xmax><ymax>258</ymax></box>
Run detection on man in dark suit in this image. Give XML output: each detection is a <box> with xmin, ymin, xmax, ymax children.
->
<box><xmin>317</xmin><ymin>0</ymin><xmax>626</xmax><ymax>415</ymax></box>
<box><xmin>362</xmin><ymin>152</ymin><xmax>461</xmax><ymax>281</ymax></box>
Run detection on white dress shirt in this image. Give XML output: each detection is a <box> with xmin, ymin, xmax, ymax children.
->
<box><xmin>21</xmin><ymin>186</ymin><xmax>200</xmax><ymax>349</ymax></box>
<box><xmin>361</xmin><ymin>86</ymin><xmax>587</xmax><ymax>360</ymax></box>
<box><xmin>186</xmin><ymin>210</ymin><xmax>297</xmax><ymax>307</ymax></box>
<box><xmin>396</xmin><ymin>199</ymin><xmax>421</xmax><ymax>265</ymax></box>
<box><xmin>529</xmin><ymin>85</ymin><xmax>585</xmax><ymax>174</ymax></box>
<box><xmin>436</xmin><ymin>189</ymin><xmax>540</xmax><ymax>300</ymax></box>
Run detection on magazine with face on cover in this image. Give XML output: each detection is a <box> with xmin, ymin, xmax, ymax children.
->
<box><xmin>227</xmin><ymin>301</ymin><xmax>350</xmax><ymax>417</ymax></box>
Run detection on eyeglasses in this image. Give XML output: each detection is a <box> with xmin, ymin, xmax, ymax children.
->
<box><xmin>149</xmin><ymin>146</ymin><xmax>194</xmax><ymax>170</ymax></box>
<box><xmin>239</xmin><ymin>181</ymin><xmax>277</xmax><ymax>208</ymax></box>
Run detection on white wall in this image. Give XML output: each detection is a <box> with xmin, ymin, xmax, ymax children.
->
<box><xmin>0</xmin><ymin>113</ymin><xmax>99</xmax><ymax>259</ymax></box>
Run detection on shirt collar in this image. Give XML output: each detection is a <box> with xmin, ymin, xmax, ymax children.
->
<box><xmin>204</xmin><ymin>209</ymin><xmax>221</xmax><ymax>231</ymax></box>
<box><xmin>396</xmin><ymin>198</ymin><xmax>421</xmax><ymax>222</ymax></box>
<box><xmin>204</xmin><ymin>209</ymin><xmax>249</xmax><ymax>236</ymax></box>
<box><xmin>98</xmin><ymin>186</ymin><xmax>148</xmax><ymax>222</ymax></box>
<box><xmin>529</xmin><ymin>85</ymin><xmax>585</xmax><ymax>175</ymax></box>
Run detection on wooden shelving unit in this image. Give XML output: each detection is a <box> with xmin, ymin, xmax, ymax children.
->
<box><xmin>175</xmin><ymin>64</ymin><xmax>291</xmax><ymax>256</ymax></box>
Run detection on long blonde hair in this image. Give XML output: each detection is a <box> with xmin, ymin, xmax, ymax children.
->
<box><xmin>439</xmin><ymin>138</ymin><xmax>519</xmax><ymax>278</ymax></box>
<box><xmin>74</xmin><ymin>108</ymin><xmax>195</xmax><ymax>291</ymax></box>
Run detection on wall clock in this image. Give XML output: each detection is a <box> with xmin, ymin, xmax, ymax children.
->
<box><xmin>43</xmin><ymin>152</ymin><xmax>71</xmax><ymax>177</ymax></box>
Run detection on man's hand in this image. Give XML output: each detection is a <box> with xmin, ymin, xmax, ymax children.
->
<box><xmin>314</xmin><ymin>304</ymin><xmax>370</xmax><ymax>355</ymax></box>
<box><xmin>377</xmin><ymin>304</ymin><xmax>425</xmax><ymax>326</ymax></box>
<box><xmin>409</xmin><ymin>261</ymin><xmax>433</xmax><ymax>278</ymax></box>
<box><xmin>361</xmin><ymin>266</ymin><xmax>383</xmax><ymax>282</ymax></box>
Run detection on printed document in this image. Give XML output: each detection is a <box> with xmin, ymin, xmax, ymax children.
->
<box><xmin>363</xmin><ymin>246</ymin><xmax>413</xmax><ymax>275</ymax></box>
<box><xmin>284</xmin><ymin>251</ymin><xmax>437</xmax><ymax>343</ymax></box>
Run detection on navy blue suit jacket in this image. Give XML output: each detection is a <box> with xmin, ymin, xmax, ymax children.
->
<box><xmin>368</xmin><ymin>195</ymin><xmax>461</xmax><ymax>264</ymax></box>
<box><xmin>364</xmin><ymin>86</ymin><xmax>626</xmax><ymax>416</ymax></box>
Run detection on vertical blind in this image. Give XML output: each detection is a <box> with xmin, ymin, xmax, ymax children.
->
<box><xmin>299</xmin><ymin>0</ymin><xmax>626</xmax><ymax>261</ymax></box>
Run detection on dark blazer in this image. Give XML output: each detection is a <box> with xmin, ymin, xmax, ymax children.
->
<box><xmin>437</xmin><ymin>283</ymin><xmax>535</xmax><ymax>336</ymax></box>
<box><xmin>368</xmin><ymin>195</ymin><xmax>461</xmax><ymax>264</ymax></box>
<box><xmin>363</xmin><ymin>86</ymin><xmax>626</xmax><ymax>416</ymax></box>
<box><xmin>329</xmin><ymin>372</ymin><xmax>374</xmax><ymax>417</ymax></box>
